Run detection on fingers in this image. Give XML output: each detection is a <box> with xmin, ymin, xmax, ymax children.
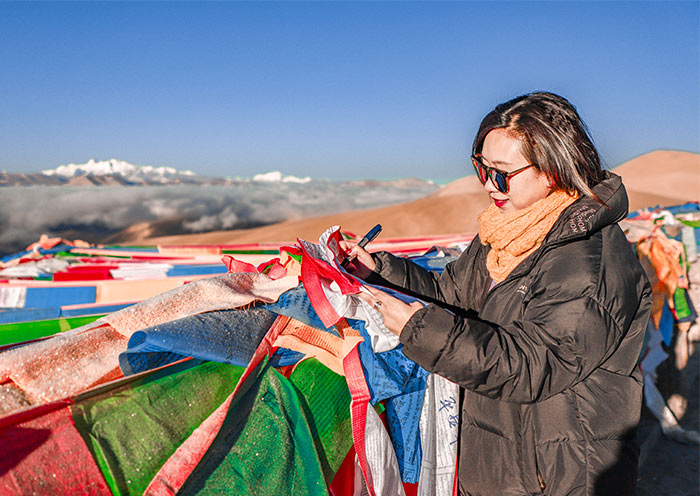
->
<box><xmin>358</xmin><ymin>287</ymin><xmax>384</xmax><ymax>312</ymax></box>
<box><xmin>361</xmin><ymin>285</ymin><xmax>378</xmax><ymax>297</ymax></box>
<box><xmin>339</xmin><ymin>240</ymin><xmax>361</xmax><ymax>261</ymax></box>
<box><xmin>358</xmin><ymin>286</ymin><xmax>389</xmax><ymax>313</ymax></box>
<box><xmin>339</xmin><ymin>241</ymin><xmax>376</xmax><ymax>278</ymax></box>
<box><xmin>338</xmin><ymin>240</ymin><xmax>358</xmax><ymax>252</ymax></box>
<box><xmin>357</xmin><ymin>287</ymin><xmax>422</xmax><ymax>337</ymax></box>
<box><xmin>357</xmin><ymin>290</ymin><xmax>375</xmax><ymax>307</ymax></box>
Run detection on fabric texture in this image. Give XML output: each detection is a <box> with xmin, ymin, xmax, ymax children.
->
<box><xmin>355</xmin><ymin>319</ymin><xmax>429</xmax><ymax>483</ymax></box>
<box><xmin>146</xmin><ymin>356</ymin><xmax>350</xmax><ymax>496</ymax></box>
<box><xmin>175</xmin><ymin>360</ymin><xmax>330</xmax><ymax>496</ymax></box>
<box><xmin>72</xmin><ymin>360</ymin><xmax>245</xmax><ymax>495</ymax></box>
<box><xmin>105</xmin><ymin>272</ymin><xmax>298</xmax><ymax>338</ymax></box>
<box><xmin>371</xmin><ymin>173</ymin><xmax>653</xmax><ymax>495</ymax></box>
<box><xmin>298</xmin><ymin>226</ymin><xmax>401</xmax><ymax>353</ymax></box>
<box><xmin>296</xmin><ymin>227</ymin><xmax>459</xmax><ymax>493</ymax></box>
<box><xmin>265</xmin><ymin>283</ymin><xmax>447</xmax><ymax>486</ymax></box>
<box><xmin>0</xmin><ymin>314</ymin><xmax>102</xmax><ymax>347</ymax></box>
<box><xmin>477</xmin><ymin>189</ymin><xmax>578</xmax><ymax>282</ymax></box>
<box><xmin>0</xmin><ymin>323</ymin><xmax>127</xmax><ymax>404</ymax></box>
<box><xmin>0</xmin><ymin>404</ymin><xmax>111</xmax><ymax>495</ymax></box>
<box><xmin>144</xmin><ymin>314</ymin><xmax>290</xmax><ymax>495</ymax></box>
<box><xmin>0</xmin><ymin>272</ymin><xmax>297</xmax><ymax>418</ymax></box>
<box><xmin>118</xmin><ymin>307</ymin><xmax>293</xmax><ymax>375</ymax></box>
<box><xmin>0</xmin><ymin>236</ymin><xmax>481</xmax><ymax>494</ymax></box>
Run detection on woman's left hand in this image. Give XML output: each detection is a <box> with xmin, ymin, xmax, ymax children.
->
<box><xmin>358</xmin><ymin>286</ymin><xmax>423</xmax><ymax>336</ymax></box>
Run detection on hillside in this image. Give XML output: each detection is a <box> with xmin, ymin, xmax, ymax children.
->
<box><xmin>126</xmin><ymin>150</ymin><xmax>698</xmax><ymax>246</ymax></box>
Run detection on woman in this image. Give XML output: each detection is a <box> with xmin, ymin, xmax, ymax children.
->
<box><xmin>342</xmin><ymin>92</ymin><xmax>652</xmax><ymax>495</ymax></box>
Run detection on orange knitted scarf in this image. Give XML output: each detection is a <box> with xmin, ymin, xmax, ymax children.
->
<box><xmin>478</xmin><ymin>190</ymin><xmax>579</xmax><ymax>282</ymax></box>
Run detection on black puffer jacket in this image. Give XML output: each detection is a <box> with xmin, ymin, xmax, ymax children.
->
<box><xmin>369</xmin><ymin>174</ymin><xmax>652</xmax><ymax>495</ymax></box>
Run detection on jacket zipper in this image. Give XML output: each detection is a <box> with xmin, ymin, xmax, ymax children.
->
<box><xmin>476</xmin><ymin>232</ymin><xmax>584</xmax><ymax>495</ymax></box>
<box><xmin>537</xmin><ymin>470</ymin><xmax>547</xmax><ymax>492</ymax></box>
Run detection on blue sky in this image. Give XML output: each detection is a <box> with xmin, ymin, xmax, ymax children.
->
<box><xmin>1</xmin><ymin>1</ymin><xmax>698</xmax><ymax>182</ymax></box>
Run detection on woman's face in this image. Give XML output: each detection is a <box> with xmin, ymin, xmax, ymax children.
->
<box><xmin>480</xmin><ymin>129</ymin><xmax>552</xmax><ymax>212</ymax></box>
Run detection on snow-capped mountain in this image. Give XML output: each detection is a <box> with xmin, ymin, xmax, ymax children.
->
<box><xmin>42</xmin><ymin>159</ymin><xmax>197</xmax><ymax>184</ymax></box>
<box><xmin>2</xmin><ymin>159</ymin><xmax>436</xmax><ymax>189</ymax></box>
<box><xmin>252</xmin><ymin>171</ymin><xmax>312</xmax><ymax>184</ymax></box>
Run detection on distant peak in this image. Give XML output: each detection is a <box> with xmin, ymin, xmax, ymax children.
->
<box><xmin>252</xmin><ymin>171</ymin><xmax>312</xmax><ymax>184</ymax></box>
<box><xmin>41</xmin><ymin>159</ymin><xmax>196</xmax><ymax>180</ymax></box>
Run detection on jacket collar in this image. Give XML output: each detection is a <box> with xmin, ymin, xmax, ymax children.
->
<box><xmin>547</xmin><ymin>172</ymin><xmax>628</xmax><ymax>244</ymax></box>
<box><xmin>474</xmin><ymin>172</ymin><xmax>630</xmax><ymax>289</ymax></box>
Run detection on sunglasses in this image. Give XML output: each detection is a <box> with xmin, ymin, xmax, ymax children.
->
<box><xmin>471</xmin><ymin>154</ymin><xmax>537</xmax><ymax>194</ymax></box>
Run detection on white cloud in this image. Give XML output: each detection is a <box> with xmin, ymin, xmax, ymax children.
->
<box><xmin>0</xmin><ymin>179</ymin><xmax>438</xmax><ymax>255</ymax></box>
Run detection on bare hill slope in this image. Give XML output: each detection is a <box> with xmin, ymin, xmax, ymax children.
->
<box><xmin>124</xmin><ymin>150</ymin><xmax>698</xmax><ymax>245</ymax></box>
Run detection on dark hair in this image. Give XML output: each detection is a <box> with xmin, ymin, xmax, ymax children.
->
<box><xmin>472</xmin><ymin>92</ymin><xmax>606</xmax><ymax>199</ymax></box>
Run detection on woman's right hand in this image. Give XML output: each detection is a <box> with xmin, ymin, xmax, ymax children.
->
<box><xmin>339</xmin><ymin>240</ymin><xmax>376</xmax><ymax>279</ymax></box>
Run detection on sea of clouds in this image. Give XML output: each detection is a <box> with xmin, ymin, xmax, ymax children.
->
<box><xmin>0</xmin><ymin>179</ymin><xmax>439</xmax><ymax>256</ymax></box>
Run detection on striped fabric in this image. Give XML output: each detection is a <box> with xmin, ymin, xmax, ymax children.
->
<box><xmin>0</xmin><ymin>233</ymin><xmax>474</xmax><ymax>494</ymax></box>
